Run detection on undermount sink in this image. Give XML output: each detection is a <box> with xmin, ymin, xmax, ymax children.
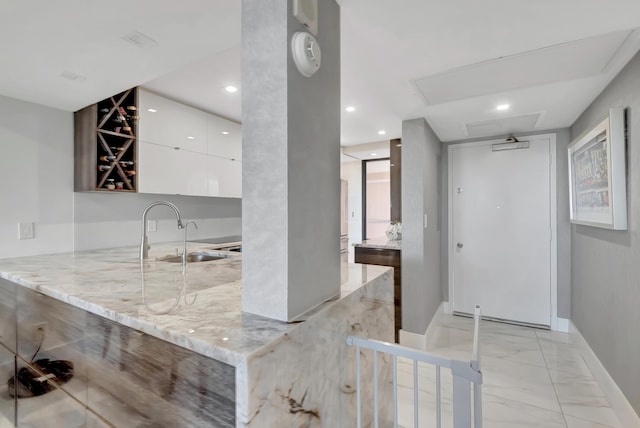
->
<box><xmin>157</xmin><ymin>252</ymin><xmax>231</xmax><ymax>263</ymax></box>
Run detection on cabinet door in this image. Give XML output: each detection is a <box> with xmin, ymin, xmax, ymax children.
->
<box><xmin>207</xmin><ymin>115</ymin><xmax>241</xmax><ymax>160</ymax></box>
<box><xmin>139</xmin><ymin>142</ymin><xmax>208</xmax><ymax>196</ymax></box>
<box><xmin>207</xmin><ymin>156</ymin><xmax>242</xmax><ymax>198</ymax></box>
<box><xmin>138</xmin><ymin>89</ymin><xmax>207</xmax><ymax>154</ymax></box>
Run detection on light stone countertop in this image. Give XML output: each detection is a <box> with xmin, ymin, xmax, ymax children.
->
<box><xmin>353</xmin><ymin>237</ymin><xmax>402</xmax><ymax>250</ymax></box>
<box><xmin>0</xmin><ymin>242</ymin><xmax>390</xmax><ymax>367</ymax></box>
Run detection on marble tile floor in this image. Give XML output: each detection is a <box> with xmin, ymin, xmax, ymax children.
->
<box><xmin>395</xmin><ymin>314</ymin><xmax>626</xmax><ymax>428</ymax></box>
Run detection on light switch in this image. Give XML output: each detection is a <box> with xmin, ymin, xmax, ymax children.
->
<box><xmin>424</xmin><ymin>214</ymin><xmax>428</xmax><ymax>229</ymax></box>
<box><xmin>18</xmin><ymin>222</ymin><xmax>35</xmax><ymax>240</ymax></box>
<box><xmin>147</xmin><ymin>219</ymin><xmax>157</xmax><ymax>233</ymax></box>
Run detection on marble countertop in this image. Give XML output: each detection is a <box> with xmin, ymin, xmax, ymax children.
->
<box><xmin>353</xmin><ymin>237</ymin><xmax>402</xmax><ymax>250</ymax></box>
<box><xmin>0</xmin><ymin>242</ymin><xmax>390</xmax><ymax>367</ymax></box>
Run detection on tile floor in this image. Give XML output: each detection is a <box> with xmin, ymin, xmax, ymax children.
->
<box><xmin>395</xmin><ymin>313</ymin><xmax>626</xmax><ymax>428</ymax></box>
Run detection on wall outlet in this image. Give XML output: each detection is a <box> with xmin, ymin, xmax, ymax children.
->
<box><xmin>31</xmin><ymin>322</ymin><xmax>47</xmax><ymax>342</ymax></box>
<box><xmin>424</xmin><ymin>214</ymin><xmax>428</xmax><ymax>229</ymax></box>
<box><xmin>147</xmin><ymin>219</ymin><xmax>157</xmax><ymax>233</ymax></box>
<box><xmin>18</xmin><ymin>222</ymin><xmax>35</xmax><ymax>240</ymax></box>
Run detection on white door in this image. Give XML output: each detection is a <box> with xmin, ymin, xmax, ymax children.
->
<box><xmin>451</xmin><ymin>137</ymin><xmax>552</xmax><ymax>326</ymax></box>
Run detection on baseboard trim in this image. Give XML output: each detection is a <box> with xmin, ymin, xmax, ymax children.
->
<box><xmin>399</xmin><ymin>302</ymin><xmax>446</xmax><ymax>351</ymax></box>
<box><xmin>398</xmin><ymin>329</ymin><xmax>426</xmax><ymax>350</ymax></box>
<box><xmin>570</xmin><ymin>321</ymin><xmax>640</xmax><ymax>428</ymax></box>
<box><xmin>424</xmin><ymin>302</ymin><xmax>445</xmax><ymax>344</ymax></box>
<box><xmin>554</xmin><ymin>317</ymin><xmax>569</xmax><ymax>333</ymax></box>
<box><xmin>442</xmin><ymin>301</ymin><xmax>452</xmax><ymax>314</ymax></box>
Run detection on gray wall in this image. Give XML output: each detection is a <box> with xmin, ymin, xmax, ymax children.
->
<box><xmin>440</xmin><ymin>128</ymin><xmax>572</xmax><ymax>319</ymax></box>
<box><xmin>0</xmin><ymin>94</ymin><xmax>242</xmax><ymax>258</ymax></box>
<box><xmin>241</xmin><ymin>0</ymin><xmax>341</xmax><ymax>321</ymax></box>
<box><xmin>401</xmin><ymin>118</ymin><xmax>442</xmax><ymax>334</ymax></box>
<box><xmin>0</xmin><ymin>95</ymin><xmax>74</xmax><ymax>258</ymax></box>
<box><xmin>570</xmin><ymin>50</ymin><xmax>640</xmax><ymax>414</ymax></box>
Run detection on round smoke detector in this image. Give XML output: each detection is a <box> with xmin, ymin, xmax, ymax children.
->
<box><xmin>291</xmin><ymin>31</ymin><xmax>321</xmax><ymax>77</ymax></box>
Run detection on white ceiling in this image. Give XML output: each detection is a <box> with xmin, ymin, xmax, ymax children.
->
<box><xmin>1</xmin><ymin>1</ymin><xmax>640</xmax><ymax>145</ymax></box>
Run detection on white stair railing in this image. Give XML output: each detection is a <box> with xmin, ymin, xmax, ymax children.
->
<box><xmin>346</xmin><ymin>306</ymin><xmax>483</xmax><ymax>428</ymax></box>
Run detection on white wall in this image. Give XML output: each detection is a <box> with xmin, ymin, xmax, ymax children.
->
<box><xmin>340</xmin><ymin>160</ymin><xmax>362</xmax><ymax>262</ymax></box>
<box><xmin>0</xmin><ymin>95</ymin><xmax>74</xmax><ymax>258</ymax></box>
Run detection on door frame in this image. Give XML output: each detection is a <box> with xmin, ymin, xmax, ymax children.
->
<box><xmin>447</xmin><ymin>133</ymin><xmax>559</xmax><ymax>330</ymax></box>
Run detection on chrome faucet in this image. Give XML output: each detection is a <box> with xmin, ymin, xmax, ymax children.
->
<box><xmin>181</xmin><ymin>221</ymin><xmax>198</xmax><ymax>272</ymax></box>
<box><xmin>140</xmin><ymin>201</ymin><xmax>184</xmax><ymax>261</ymax></box>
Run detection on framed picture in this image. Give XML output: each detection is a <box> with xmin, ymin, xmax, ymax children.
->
<box><xmin>568</xmin><ymin>107</ymin><xmax>627</xmax><ymax>229</ymax></box>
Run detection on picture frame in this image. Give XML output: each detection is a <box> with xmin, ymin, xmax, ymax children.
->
<box><xmin>568</xmin><ymin>107</ymin><xmax>627</xmax><ymax>230</ymax></box>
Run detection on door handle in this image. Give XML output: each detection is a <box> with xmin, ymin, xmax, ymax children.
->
<box><xmin>457</xmin><ymin>242</ymin><xmax>464</xmax><ymax>249</ymax></box>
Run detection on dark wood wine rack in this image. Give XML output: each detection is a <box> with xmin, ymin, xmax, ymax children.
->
<box><xmin>74</xmin><ymin>88</ymin><xmax>138</xmax><ymax>192</ymax></box>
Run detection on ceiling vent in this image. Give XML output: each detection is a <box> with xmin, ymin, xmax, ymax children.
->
<box><xmin>59</xmin><ymin>71</ymin><xmax>87</xmax><ymax>83</ymax></box>
<box><xmin>413</xmin><ymin>30</ymin><xmax>632</xmax><ymax>106</ymax></box>
<box><xmin>465</xmin><ymin>113</ymin><xmax>541</xmax><ymax>138</ymax></box>
<box><xmin>122</xmin><ymin>30</ymin><xmax>158</xmax><ymax>49</ymax></box>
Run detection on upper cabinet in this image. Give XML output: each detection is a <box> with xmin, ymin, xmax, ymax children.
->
<box><xmin>75</xmin><ymin>88</ymin><xmax>242</xmax><ymax>198</ymax></box>
<box><xmin>136</xmin><ymin>88</ymin><xmax>241</xmax><ymax>198</ymax></box>
<box><xmin>137</xmin><ymin>89</ymin><xmax>207</xmax><ymax>154</ymax></box>
<box><xmin>207</xmin><ymin>114</ymin><xmax>242</xmax><ymax>161</ymax></box>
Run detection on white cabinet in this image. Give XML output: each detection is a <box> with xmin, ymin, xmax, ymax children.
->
<box><xmin>207</xmin><ymin>114</ymin><xmax>242</xmax><ymax>160</ymax></box>
<box><xmin>138</xmin><ymin>89</ymin><xmax>207</xmax><ymax>154</ymax></box>
<box><xmin>138</xmin><ymin>142</ymin><xmax>208</xmax><ymax>197</ymax></box>
<box><xmin>207</xmin><ymin>156</ymin><xmax>242</xmax><ymax>198</ymax></box>
<box><xmin>136</xmin><ymin>88</ymin><xmax>241</xmax><ymax>198</ymax></box>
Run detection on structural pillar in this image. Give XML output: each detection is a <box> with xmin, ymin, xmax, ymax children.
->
<box><xmin>241</xmin><ymin>0</ymin><xmax>341</xmax><ymax>321</ymax></box>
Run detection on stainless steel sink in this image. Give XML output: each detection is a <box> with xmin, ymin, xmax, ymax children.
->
<box><xmin>157</xmin><ymin>252</ymin><xmax>231</xmax><ymax>263</ymax></box>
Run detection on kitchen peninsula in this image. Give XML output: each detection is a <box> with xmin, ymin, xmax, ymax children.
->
<box><xmin>0</xmin><ymin>243</ymin><xmax>393</xmax><ymax>427</ymax></box>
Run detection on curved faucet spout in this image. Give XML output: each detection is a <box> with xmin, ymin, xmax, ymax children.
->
<box><xmin>140</xmin><ymin>201</ymin><xmax>184</xmax><ymax>261</ymax></box>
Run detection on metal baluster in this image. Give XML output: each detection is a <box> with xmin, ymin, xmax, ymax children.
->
<box><xmin>356</xmin><ymin>345</ymin><xmax>361</xmax><ymax>428</ymax></box>
<box><xmin>413</xmin><ymin>359</ymin><xmax>419</xmax><ymax>428</ymax></box>
<box><xmin>436</xmin><ymin>365</ymin><xmax>441</xmax><ymax>428</ymax></box>
<box><xmin>393</xmin><ymin>355</ymin><xmax>398</xmax><ymax>428</ymax></box>
<box><xmin>374</xmin><ymin>350</ymin><xmax>379</xmax><ymax>428</ymax></box>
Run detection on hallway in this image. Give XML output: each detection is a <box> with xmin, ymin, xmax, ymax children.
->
<box><xmin>397</xmin><ymin>314</ymin><xmax>625</xmax><ymax>428</ymax></box>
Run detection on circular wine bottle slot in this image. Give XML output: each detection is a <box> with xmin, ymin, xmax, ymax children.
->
<box><xmin>98</xmin><ymin>165</ymin><xmax>111</xmax><ymax>171</ymax></box>
<box><xmin>127</xmin><ymin>105</ymin><xmax>137</xmax><ymax>111</ymax></box>
<box><xmin>105</xmin><ymin>179</ymin><xmax>116</xmax><ymax>190</ymax></box>
<box><xmin>99</xmin><ymin>155</ymin><xmax>116</xmax><ymax>162</ymax></box>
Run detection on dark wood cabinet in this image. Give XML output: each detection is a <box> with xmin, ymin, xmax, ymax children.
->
<box><xmin>354</xmin><ymin>246</ymin><xmax>401</xmax><ymax>341</ymax></box>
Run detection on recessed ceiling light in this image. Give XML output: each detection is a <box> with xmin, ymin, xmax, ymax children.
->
<box><xmin>377</xmin><ymin>130</ymin><xmax>386</xmax><ymax>135</ymax></box>
<box><xmin>187</xmin><ymin>136</ymin><xmax>195</xmax><ymax>140</ymax></box>
<box><xmin>371</xmin><ymin>153</ymin><xmax>377</xmax><ymax>156</ymax></box>
<box><xmin>496</xmin><ymin>104</ymin><xmax>510</xmax><ymax>111</ymax></box>
<box><xmin>147</xmin><ymin>108</ymin><xmax>157</xmax><ymax>113</ymax></box>
<box><xmin>225</xmin><ymin>85</ymin><xmax>238</xmax><ymax>93</ymax></box>
<box><xmin>222</xmin><ymin>337</ymin><xmax>229</xmax><ymax>341</ymax></box>
<box><xmin>345</xmin><ymin>106</ymin><xmax>356</xmax><ymax>112</ymax></box>
<box><xmin>221</xmin><ymin>131</ymin><xmax>230</xmax><ymax>135</ymax></box>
